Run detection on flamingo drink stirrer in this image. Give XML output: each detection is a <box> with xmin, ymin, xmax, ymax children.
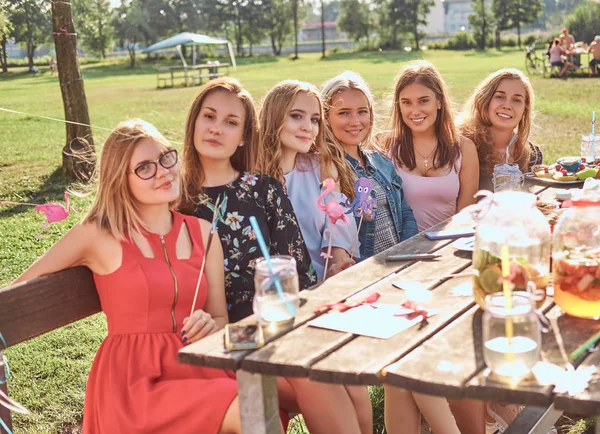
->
<box><xmin>317</xmin><ymin>178</ymin><xmax>349</xmax><ymax>279</ymax></box>
<box><xmin>0</xmin><ymin>192</ymin><xmax>72</xmax><ymax>237</ymax></box>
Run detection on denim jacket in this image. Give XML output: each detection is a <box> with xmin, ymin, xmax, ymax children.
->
<box><xmin>346</xmin><ymin>150</ymin><xmax>418</xmax><ymax>260</ymax></box>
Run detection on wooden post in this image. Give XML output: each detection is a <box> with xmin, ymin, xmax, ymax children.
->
<box><xmin>595</xmin><ymin>416</ymin><xmax>599</xmax><ymax>434</ymax></box>
<box><xmin>0</xmin><ymin>351</ymin><xmax>12</xmax><ymax>432</ymax></box>
<box><xmin>51</xmin><ymin>0</ymin><xmax>96</xmax><ymax>181</ymax></box>
<box><xmin>237</xmin><ymin>370</ymin><xmax>280</xmax><ymax>434</ymax></box>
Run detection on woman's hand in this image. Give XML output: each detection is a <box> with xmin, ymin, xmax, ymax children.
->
<box><xmin>181</xmin><ymin>310</ymin><xmax>219</xmax><ymax>344</ymax></box>
<box><xmin>327</xmin><ymin>257</ymin><xmax>355</xmax><ymax>278</ymax></box>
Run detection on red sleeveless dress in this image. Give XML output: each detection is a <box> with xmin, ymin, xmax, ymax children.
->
<box><xmin>83</xmin><ymin>212</ymin><xmax>237</xmax><ymax>434</ymax></box>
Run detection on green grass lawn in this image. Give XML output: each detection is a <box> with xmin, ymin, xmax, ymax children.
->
<box><xmin>1</xmin><ymin>49</ymin><xmax>598</xmax><ymax>433</ymax></box>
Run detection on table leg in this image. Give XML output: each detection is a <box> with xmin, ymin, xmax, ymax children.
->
<box><xmin>237</xmin><ymin>369</ymin><xmax>280</xmax><ymax>434</ymax></box>
<box><xmin>0</xmin><ymin>350</ymin><xmax>12</xmax><ymax>432</ymax></box>
<box><xmin>504</xmin><ymin>404</ymin><xmax>562</xmax><ymax>434</ymax></box>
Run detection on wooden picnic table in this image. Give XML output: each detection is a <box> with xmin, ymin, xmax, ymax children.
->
<box><xmin>179</xmin><ymin>183</ymin><xmax>600</xmax><ymax>434</ymax></box>
<box><xmin>156</xmin><ymin>62</ymin><xmax>230</xmax><ymax>88</ymax></box>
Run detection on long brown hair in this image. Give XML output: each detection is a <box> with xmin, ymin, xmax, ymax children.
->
<box><xmin>458</xmin><ymin>68</ymin><xmax>534</xmax><ymax>176</ymax></box>
<box><xmin>384</xmin><ymin>60</ymin><xmax>460</xmax><ymax>171</ymax></box>
<box><xmin>83</xmin><ymin>119</ymin><xmax>175</xmax><ymax>240</ymax></box>
<box><xmin>257</xmin><ymin>80</ymin><xmax>337</xmax><ymax>187</ymax></box>
<box><xmin>321</xmin><ymin>71</ymin><xmax>377</xmax><ymax>200</ymax></box>
<box><xmin>179</xmin><ymin>77</ymin><xmax>258</xmax><ymax>214</ymax></box>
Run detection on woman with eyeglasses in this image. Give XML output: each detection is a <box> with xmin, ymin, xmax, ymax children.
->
<box><xmin>12</xmin><ymin>119</ymin><xmax>253</xmax><ymax>433</ymax></box>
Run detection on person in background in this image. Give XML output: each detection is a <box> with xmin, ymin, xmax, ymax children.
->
<box><xmin>560</xmin><ymin>27</ymin><xmax>575</xmax><ymax>51</ymax></box>
<box><xmin>458</xmin><ymin>68</ymin><xmax>542</xmax><ymax>191</ymax></box>
<box><xmin>322</xmin><ymin>71</ymin><xmax>418</xmax><ymax>260</ymax></box>
<box><xmin>382</xmin><ymin>60</ymin><xmax>479</xmax><ymax>232</ymax></box>
<box><xmin>588</xmin><ymin>35</ymin><xmax>600</xmax><ymax>77</ymax></box>
<box><xmin>179</xmin><ymin>77</ymin><xmax>372</xmax><ymax>434</ymax></box>
<box><xmin>549</xmin><ymin>38</ymin><xmax>576</xmax><ymax>78</ymax></box>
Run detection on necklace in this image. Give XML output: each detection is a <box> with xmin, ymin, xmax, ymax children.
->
<box><xmin>414</xmin><ymin>145</ymin><xmax>436</xmax><ymax>168</ymax></box>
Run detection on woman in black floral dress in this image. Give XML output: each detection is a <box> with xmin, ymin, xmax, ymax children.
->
<box><xmin>178</xmin><ymin>77</ymin><xmax>372</xmax><ymax>434</ymax></box>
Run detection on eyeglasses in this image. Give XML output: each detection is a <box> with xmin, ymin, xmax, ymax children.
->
<box><xmin>132</xmin><ymin>149</ymin><xmax>178</xmax><ymax>180</ymax></box>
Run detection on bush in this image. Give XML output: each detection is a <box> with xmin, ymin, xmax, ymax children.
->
<box><xmin>524</xmin><ymin>34</ymin><xmax>537</xmax><ymax>46</ymax></box>
<box><xmin>501</xmin><ymin>36</ymin><xmax>518</xmax><ymax>47</ymax></box>
<box><xmin>446</xmin><ymin>32</ymin><xmax>477</xmax><ymax>50</ymax></box>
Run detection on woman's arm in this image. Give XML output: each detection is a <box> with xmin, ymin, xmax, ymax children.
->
<box><xmin>399</xmin><ymin>189</ymin><xmax>419</xmax><ymax>240</ymax></box>
<box><xmin>457</xmin><ymin>137</ymin><xmax>480</xmax><ymax>212</ymax></box>
<box><xmin>265</xmin><ymin>178</ymin><xmax>317</xmax><ymax>289</ymax></box>
<box><xmin>13</xmin><ymin>222</ymin><xmax>101</xmax><ymax>284</ymax></box>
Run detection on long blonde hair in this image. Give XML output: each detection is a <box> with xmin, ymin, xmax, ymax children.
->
<box><xmin>384</xmin><ymin>60</ymin><xmax>460</xmax><ymax>171</ymax></box>
<box><xmin>321</xmin><ymin>71</ymin><xmax>376</xmax><ymax>200</ymax></box>
<box><xmin>83</xmin><ymin>119</ymin><xmax>175</xmax><ymax>240</ymax></box>
<box><xmin>179</xmin><ymin>77</ymin><xmax>259</xmax><ymax>214</ymax></box>
<box><xmin>458</xmin><ymin>68</ymin><xmax>535</xmax><ymax>176</ymax></box>
<box><xmin>257</xmin><ymin>80</ymin><xmax>336</xmax><ymax>187</ymax></box>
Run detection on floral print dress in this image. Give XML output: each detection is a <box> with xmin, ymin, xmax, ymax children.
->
<box><xmin>194</xmin><ymin>173</ymin><xmax>317</xmax><ymax>322</ymax></box>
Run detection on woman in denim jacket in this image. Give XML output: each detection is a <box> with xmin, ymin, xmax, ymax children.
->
<box><xmin>322</xmin><ymin>71</ymin><xmax>418</xmax><ymax>260</ymax></box>
<box><xmin>322</xmin><ymin>71</ymin><xmax>461</xmax><ymax>434</ymax></box>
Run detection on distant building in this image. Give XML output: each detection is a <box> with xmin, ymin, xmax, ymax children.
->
<box><xmin>444</xmin><ymin>0</ymin><xmax>473</xmax><ymax>34</ymax></box>
<box><xmin>423</xmin><ymin>0</ymin><xmax>445</xmax><ymax>35</ymax></box>
<box><xmin>299</xmin><ymin>21</ymin><xmax>347</xmax><ymax>42</ymax></box>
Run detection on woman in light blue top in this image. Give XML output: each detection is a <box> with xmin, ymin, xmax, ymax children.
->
<box><xmin>257</xmin><ymin>80</ymin><xmax>360</xmax><ymax>281</ymax></box>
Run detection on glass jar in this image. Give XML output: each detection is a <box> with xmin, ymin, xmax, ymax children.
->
<box><xmin>483</xmin><ymin>292</ymin><xmax>541</xmax><ymax>380</ymax></box>
<box><xmin>253</xmin><ymin>256</ymin><xmax>299</xmax><ymax>333</ymax></box>
<box><xmin>553</xmin><ymin>197</ymin><xmax>600</xmax><ymax>319</ymax></box>
<box><xmin>472</xmin><ymin>191</ymin><xmax>551</xmax><ymax>309</ymax></box>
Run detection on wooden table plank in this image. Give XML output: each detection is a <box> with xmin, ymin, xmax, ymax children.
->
<box><xmin>179</xmin><ymin>223</ymin><xmax>460</xmax><ymax>369</ymax></box>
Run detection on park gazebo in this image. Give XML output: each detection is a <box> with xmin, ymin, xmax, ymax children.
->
<box><xmin>144</xmin><ymin>32</ymin><xmax>236</xmax><ymax>88</ymax></box>
<box><xmin>144</xmin><ymin>32</ymin><xmax>236</xmax><ymax>70</ymax></box>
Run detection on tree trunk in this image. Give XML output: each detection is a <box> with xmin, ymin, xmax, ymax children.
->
<box><xmin>27</xmin><ymin>39</ymin><xmax>35</xmax><ymax>72</ymax></box>
<box><xmin>236</xmin><ymin>7</ymin><xmax>242</xmax><ymax>56</ymax></box>
<box><xmin>321</xmin><ymin>0</ymin><xmax>326</xmax><ymax>58</ymax></box>
<box><xmin>128</xmin><ymin>44</ymin><xmax>135</xmax><ymax>68</ymax></box>
<box><xmin>495</xmin><ymin>28</ymin><xmax>501</xmax><ymax>49</ymax></box>
<box><xmin>414</xmin><ymin>25</ymin><xmax>420</xmax><ymax>51</ymax></box>
<box><xmin>293</xmin><ymin>0</ymin><xmax>299</xmax><ymax>59</ymax></box>
<box><xmin>480</xmin><ymin>0</ymin><xmax>486</xmax><ymax>50</ymax></box>
<box><xmin>51</xmin><ymin>0</ymin><xmax>96</xmax><ymax>181</ymax></box>
<box><xmin>1</xmin><ymin>36</ymin><xmax>7</xmax><ymax>73</ymax></box>
<box><xmin>99</xmin><ymin>21</ymin><xmax>105</xmax><ymax>59</ymax></box>
<box><xmin>517</xmin><ymin>23</ymin><xmax>521</xmax><ymax>48</ymax></box>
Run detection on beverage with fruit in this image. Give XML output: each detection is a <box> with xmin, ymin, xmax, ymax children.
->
<box><xmin>472</xmin><ymin>192</ymin><xmax>551</xmax><ymax>309</ymax></box>
<box><xmin>553</xmin><ymin>197</ymin><xmax>600</xmax><ymax>318</ymax></box>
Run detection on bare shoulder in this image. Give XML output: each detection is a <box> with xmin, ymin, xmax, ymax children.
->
<box><xmin>459</xmin><ymin>135</ymin><xmax>477</xmax><ymax>154</ymax></box>
<box><xmin>196</xmin><ymin>218</ymin><xmax>212</xmax><ymax>248</ymax></box>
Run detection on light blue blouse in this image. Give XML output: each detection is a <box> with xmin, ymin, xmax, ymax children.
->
<box><xmin>284</xmin><ymin>153</ymin><xmax>360</xmax><ymax>280</ymax></box>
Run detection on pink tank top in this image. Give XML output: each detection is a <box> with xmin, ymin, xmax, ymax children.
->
<box><xmin>396</xmin><ymin>156</ymin><xmax>462</xmax><ymax>232</ymax></box>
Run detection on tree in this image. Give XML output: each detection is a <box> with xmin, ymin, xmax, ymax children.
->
<box><xmin>9</xmin><ymin>0</ymin><xmax>51</xmax><ymax>72</ymax></box>
<box><xmin>492</xmin><ymin>0</ymin><xmax>514</xmax><ymax>49</ymax></box>
<box><xmin>404</xmin><ymin>0</ymin><xmax>434</xmax><ymax>51</ymax></box>
<box><xmin>291</xmin><ymin>0</ymin><xmax>300</xmax><ymax>59</ymax></box>
<box><xmin>51</xmin><ymin>0</ymin><xmax>96</xmax><ymax>181</ymax></box>
<box><xmin>0</xmin><ymin>0</ymin><xmax>12</xmax><ymax>73</ymax></box>
<box><xmin>73</xmin><ymin>0</ymin><xmax>113</xmax><ymax>58</ymax></box>
<box><xmin>468</xmin><ymin>0</ymin><xmax>494</xmax><ymax>50</ymax></box>
<box><xmin>509</xmin><ymin>0</ymin><xmax>543</xmax><ymax>48</ymax></box>
<box><xmin>264</xmin><ymin>0</ymin><xmax>292</xmax><ymax>55</ymax></box>
<box><xmin>338</xmin><ymin>0</ymin><xmax>373</xmax><ymax>45</ymax></box>
<box><xmin>320</xmin><ymin>0</ymin><xmax>325</xmax><ymax>57</ymax></box>
<box><xmin>375</xmin><ymin>0</ymin><xmax>406</xmax><ymax>49</ymax></box>
<box><xmin>565</xmin><ymin>1</ymin><xmax>600</xmax><ymax>45</ymax></box>
<box><xmin>112</xmin><ymin>0</ymin><xmax>151</xmax><ymax>68</ymax></box>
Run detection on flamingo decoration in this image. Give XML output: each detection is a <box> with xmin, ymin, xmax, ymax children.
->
<box><xmin>317</xmin><ymin>178</ymin><xmax>349</xmax><ymax>225</ymax></box>
<box><xmin>34</xmin><ymin>192</ymin><xmax>71</xmax><ymax>232</ymax></box>
<box><xmin>0</xmin><ymin>192</ymin><xmax>72</xmax><ymax>237</ymax></box>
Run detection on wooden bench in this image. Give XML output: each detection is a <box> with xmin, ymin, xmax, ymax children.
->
<box><xmin>0</xmin><ymin>267</ymin><xmax>100</xmax><ymax>431</ymax></box>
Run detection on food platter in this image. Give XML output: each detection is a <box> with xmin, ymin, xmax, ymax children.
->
<box><xmin>524</xmin><ymin>172</ymin><xmax>585</xmax><ymax>185</ymax></box>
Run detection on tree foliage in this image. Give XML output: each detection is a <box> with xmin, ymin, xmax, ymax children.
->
<box><xmin>565</xmin><ymin>1</ymin><xmax>600</xmax><ymax>44</ymax></box>
<box><xmin>0</xmin><ymin>0</ymin><xmax>12</xmax><ymax>72</ymax></box>
<box><xmin>111</xmin><ymin>0</ymin><xmax>152</xmax><ymax>68</ymax></box>
<box><xmin>338</xmin><ymin>0</ymin><xmax>373</xmax><ymax>43</ymax></box>
<box><xmin>508</xmin><ymin>0</ymin><xmax>543</xmax><ymax>48</ymax></box>
<box><xmin>468</xmin><ymin>0</ymin><xmax>494</xmax><ymax>50</ymax></box>
<box><xmin>8</xmin><ymin>0</ymin><xmax>52</xmax><ymax>72</ymax></box>
<box><xmin>73</xmin><ymin>0</ymin><xmax>113</xmax><ymax>58</ymax></box>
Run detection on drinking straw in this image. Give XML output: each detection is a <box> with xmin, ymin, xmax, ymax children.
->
<box><xmin>249</xmin><ymin>216</ymin><xmax>296</xmax><ymax>315</ymax></box>
<box><xmin>500</xmin><ymin>245</ymin><xmax>514</xmax><ymax>343</ymax></box>
<box><xmin>569</xmin><ymin>330</ymin><xmax>600</xmax><ymax>362</ymax></box>
<box><xmin>591</xmin><ymin>111</ymin><xmax>596</xmax><ymax>160</ymax></box>
<box><xmin>505</xmin><ymin>133</ymin><xmax>518</xmax><ymax>164</ymax></box>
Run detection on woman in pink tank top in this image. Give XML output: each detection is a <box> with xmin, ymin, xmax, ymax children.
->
<box><xmin>381</xmin><ymin>61</ymin><xmax>479</xmax><ymax>232</ymax></box>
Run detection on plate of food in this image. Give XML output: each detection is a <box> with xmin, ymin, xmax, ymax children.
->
<box><xmin>536</xmin><ymin>199</ymin><xmax>559</xmax><ymax>216</ymax></box>
<box><xmin>526</xmin><ymin>157</ymin><xmax>600</xmax><ymax>185</ymax></box>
